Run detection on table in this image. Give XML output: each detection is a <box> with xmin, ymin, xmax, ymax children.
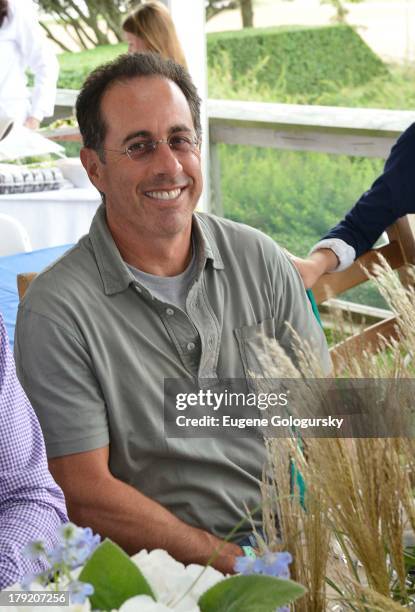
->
<box><xmin>0</xmin><ymin>187</ymin><xmax>100</xmax><ymax>250</ymax></box>
<box><xmin>0</xmin><ymin>244</ymin><xmax>72</xmax><ymax>347</ymax></box>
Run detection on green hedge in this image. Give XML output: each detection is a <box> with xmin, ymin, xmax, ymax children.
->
<box><xmin>207</xmin><ymin>25</ymin><xmax>387</xmax><ymax>95</ymax></box>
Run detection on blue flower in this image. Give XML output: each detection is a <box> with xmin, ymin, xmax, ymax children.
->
<box><xmin>234</xmin><ymin>550</ymin><xmax>293</xmax><ymax>579</ymax></box>
<box><xmin>234</xmin><ymin>555</ymin><xmax>257</xmax><ymax>575</ymax></box>
<box><xmin>20</xmin><ymin>572</ymin><xmax>36</xmax><ymax>590</ymax></box>
<box><xmin>58</xmin><ymin>523</ymin><xmax>80</xmax><ymax>542</ymax></box>
<box><xmin>21</xmin><ymin>570</ymin><xmax>50</xmax><ymax>590</ymax></box>
<box><xmin>23</xmin><ymin>540</ymin><xmax>46</xmax><ymax>560</ymax></box>
<box><xmin>253</xmin><ymin>551</ymin><xmax>293</xmax><ymax>578</ymax></box>
<box><xmin>68</xmin><ymin>580</ymin><xmax>94</xmax><ymax>604</ymax></box>
<box><xmin>54</xmin><ymin>523</ymin><xmax>101</xmax><ymax>569</ymax></box>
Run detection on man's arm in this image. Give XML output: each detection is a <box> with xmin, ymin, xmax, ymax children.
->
<box><xmin>49</xmin><ymin>446</ymin><xmax>241</xmax><ymax>574</ymax></box>
<box><xmin>0</xmin><ymin>314</ymin><xmax>67</xmax><ymax>589</ymax></box>
<box><xmin>15</xmin><ymin>300</ymin><xmax>241</xmax><ymax>573</ymax></box>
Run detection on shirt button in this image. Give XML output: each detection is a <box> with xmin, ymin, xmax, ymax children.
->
<box><xmin>135</xmin><ymin>286</ymin><xmax>142</xmax><ymax>293</ymax></box>
<box><xmin>208</xmin><ymin>336</ymin><xmax>215</xmax><ymax>348</ymax></box>
<box><xmin>187</xmin><ymin>342</ymin><xmax>196</xmax><ymax>351</ymax></box>
<box><xmin>166</xmin><ymin>308</ymin><xmax>174</xmax><ymax>316</ymax></box>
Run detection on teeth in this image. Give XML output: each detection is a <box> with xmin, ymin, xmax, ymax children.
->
<box><xmin>146</xmin><ymin>188</ymin><xmax>181</xmax><ymax>200</ymax></box>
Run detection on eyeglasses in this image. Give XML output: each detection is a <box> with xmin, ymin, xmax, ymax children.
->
<box><xmin>104</xmin><ymin>134</ymin><xmax>200</xmax><ymax>161</ymax></box>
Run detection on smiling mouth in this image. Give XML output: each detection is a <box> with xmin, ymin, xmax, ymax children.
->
<box><xmin>145</xmin><ymin>188</ymin><xmax>183</xmax><ymax>201</ymax></box>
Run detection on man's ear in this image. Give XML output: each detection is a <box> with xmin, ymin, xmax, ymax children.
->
<box><xmin>80</xmin><ymin>147</ymin><xmax>105</xmax><ymax>191</ymax></box>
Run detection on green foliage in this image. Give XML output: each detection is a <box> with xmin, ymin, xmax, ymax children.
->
<box><xmin>79</xmin><ymin>539</ymin><xmax>155</xmax><ymax>610</ymax></box>
<box><xmin>58</xmin><ymin>44</ymin><xmax>127</xmax><ymax>89</ymax></box>
<box><xmin>207</xmin><ymin>25</ymin><xmax>387</xmax><ymax>96</ymax></box>
<box><xmin>199</xmin><ymin>575</ymin><xmax>306</xmax><ymax>611</ymax></box>
<box><xmin>219</xmin><ymin>144</ymin><xmax>382</xmax><ymax>256</ymax></box>
<box><xmin>313</xmin><ymin>63</ymin><xmax>415</xmax><ymax>109</ymax></box>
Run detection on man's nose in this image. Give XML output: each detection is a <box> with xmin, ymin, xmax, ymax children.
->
<box><xmin>151</xmin><ymin>141</ymin><xmax>183</xmax><ymax>176</ymax></box>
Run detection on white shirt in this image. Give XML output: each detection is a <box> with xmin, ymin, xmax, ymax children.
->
<box><xmin>0</xmin><ymin>0</ymin><xmax>59</xmax><ymax>123</ymax></box>
<box><xmin>309</xmin><ymin>238</ymin><xmax>356</xmax><ymax>272</ymax></box>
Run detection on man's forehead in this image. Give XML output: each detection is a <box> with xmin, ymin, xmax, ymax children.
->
<box><xmin>101</xmin><ymin>75</ymin><xmax>194</xmax><ymax>139</ymax></box>
<box><xmin>102</xmin><ymin>75</ymin><xmax>190</xmax><ymax>115</ymax></box>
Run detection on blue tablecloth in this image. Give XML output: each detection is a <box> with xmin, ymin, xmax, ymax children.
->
<box><xmin>0</xmin><ymin>245</ymin><xmax>72</xmax><ymax>347</ymax></box>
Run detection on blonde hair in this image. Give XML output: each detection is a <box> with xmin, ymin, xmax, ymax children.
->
<box><xmin>122</xmin><ymin>1</ymin><xmax>187</xmax><ymax>69</ymax></box>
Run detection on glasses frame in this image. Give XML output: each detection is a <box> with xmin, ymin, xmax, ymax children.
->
<box><xmin>103</xmin><ymin>133</ymin><xmax>201</xmax><ymax>162</ymax></box>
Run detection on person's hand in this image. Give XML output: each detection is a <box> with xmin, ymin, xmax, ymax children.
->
<box><xmin>24</xmin><ymin>116</ymin><xmax>40</xmax><ymax>130</ymax></box>
<box><xmin>206</xmin><ymin>536</ymin><xmax>243</xmax><ymax>575</ymax></box>
<box><xmin>290</xmin><ymin>249</ymin><xmax>340</xmax><ymax>289</ymax></box>
<box><xmin>291</xmin><ymin>255</ymin><xmax>327</xmax><ymax>289</ymax></box>
<box><xmin>212</xmin><ymin>545</ymin><xmax>243</xmax><ymax>575</ymax></box>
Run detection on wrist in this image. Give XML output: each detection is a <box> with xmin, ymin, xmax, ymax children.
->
<box><xmin>309</xmin><ymin>249</ymin><xmax>339</xmax><ymax>274</ymax></box>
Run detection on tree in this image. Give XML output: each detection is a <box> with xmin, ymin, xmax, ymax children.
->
<box><xmin>239</xmin><ymin>0</ymin><xmax>253</xmax><ymax>27</ymax></box>
<box><xmin>36</xmin><ymin>0</ymin><xmax>133</xmax><ymax>51</ymax></box>
<box><xmin>38</xmin><ymin>0</ymin><xmax>256</xmax><ymax>52</ymax></box>
<box><xmin>205</xmin><ymin>0</ymin><xmax>254</xmax><ymax>27</ymax></box>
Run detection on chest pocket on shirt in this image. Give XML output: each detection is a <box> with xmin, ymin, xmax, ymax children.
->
<box><xmin>234</xmin><ymin>317</ymin><xmax>277</xmax><ymax>382</ymax></box>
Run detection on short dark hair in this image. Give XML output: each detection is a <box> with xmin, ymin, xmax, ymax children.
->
<box><xmin>75</xmin><ymin>53</ymin><xmax>201</xmax><ymax>157</ymax></box>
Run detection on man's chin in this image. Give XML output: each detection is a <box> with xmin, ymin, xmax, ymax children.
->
<box><xmin>145</xmin><ymin>205</ymin><xmax>193</xmax><ymax>237</ymax></box>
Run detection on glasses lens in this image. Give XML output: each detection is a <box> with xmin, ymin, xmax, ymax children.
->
<box><xmin>126</xmin><ymin>136</ymin><xmax>198</xmax><ymax>161</ymax></box>
<box><xmin>127</xmin><ymin>141</ymin><xmax>154</xmax><ymax>160</ymax></box>
<box><xmin>169</xmin><ymin>135</ymin><xmax>197</xmax><ymax>153</ymax></box>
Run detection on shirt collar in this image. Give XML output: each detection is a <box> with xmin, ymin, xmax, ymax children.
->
<box><xmin>88</xmin><ymin>205</ymin><xmax>224</xmax><ymax>296</ymax></box>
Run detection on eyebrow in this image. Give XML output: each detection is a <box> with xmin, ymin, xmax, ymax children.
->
<box><xmin>121</xmin><ymin>124</ymin><xmax>192</xmax><ymax>146</ymax></box>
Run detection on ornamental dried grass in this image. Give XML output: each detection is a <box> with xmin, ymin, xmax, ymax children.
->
<box><xmin>261</xmin><ymin>260</ymin><xmax>415</xmax><ymax>610</ymax></box>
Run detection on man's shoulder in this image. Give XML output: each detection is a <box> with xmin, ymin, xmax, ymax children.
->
<box><xmin>19</xmin><ymin>236</ymin><xmax>96</xmax><ymax>315</ymax></box>
<box><xmin>196</xmin><ymin>212</ymin><xmax>290</xmax><ymax>266</ymax></box>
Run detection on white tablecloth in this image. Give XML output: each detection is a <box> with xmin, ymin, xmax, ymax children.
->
<box><xmin>0</xmin><ymin>187</ymin><xmax>101</xmax><ymax>250</ymax></box>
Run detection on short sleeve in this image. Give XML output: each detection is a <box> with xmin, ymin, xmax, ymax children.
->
<box><xmin>14</xmin><ymin>307</ymin><xmax>109</xmax><ymax>458</ymax></box>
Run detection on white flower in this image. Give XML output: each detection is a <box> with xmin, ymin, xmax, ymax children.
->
<box><xmin>119</xmin><ymin>595</ymin><xmax>174</xmax><ymax>611</ymax></box>
<box><xmin>129</xmin><ymin>549</ymin><xmax>225</xmax><ymax>610</ymax></box>
<box><xmin>182</xmin><ymin>564</ymin><xmax>225</xmax><ymax>600</ymax></box>
<box><xmin>119</xmin><ymin>594</ymin><xmax>199</xmax><ymax>612</ymax></box>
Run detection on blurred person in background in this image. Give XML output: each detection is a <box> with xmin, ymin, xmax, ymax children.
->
<box><xmin>0</xmin><ymin>0</ymin><xmax>59</xmax><ymax>129</ymax></box>
<box><xmin>122</xmin><ymin>0</ymin><xmax>187</xmax><ymax>68</ymax></box>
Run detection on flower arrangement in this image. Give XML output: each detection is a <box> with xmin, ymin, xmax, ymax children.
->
<box><xmin>6</xmin><ymin>523</ymin><xmax>305</xmax><ymax>611</ymax></box>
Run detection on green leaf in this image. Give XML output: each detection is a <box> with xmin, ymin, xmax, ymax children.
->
<box><xmin>198</xmin><ymin>575</ymin><xmax>306</xmax><ymax>612</ymax></box>
<box><xmin>78</xmin><ymin>539</ymin><xmax>155</xmax><ymax>611</ymax></box>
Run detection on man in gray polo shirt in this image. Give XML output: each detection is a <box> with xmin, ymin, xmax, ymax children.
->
<box><xmin>15</xmin><ymin>53</ymin><xmax>330</xmax><ymax>574</ymax></box>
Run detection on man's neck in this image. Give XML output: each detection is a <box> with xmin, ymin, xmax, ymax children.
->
<box><xmin>107</xmin><ymin>217</ymin><xmax>193</xmax><ymax>277</ymax></box>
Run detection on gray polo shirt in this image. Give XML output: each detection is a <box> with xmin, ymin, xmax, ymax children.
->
<box><xmin>15</xmin><ymin>205</ymin><xmax>330</xmax><ymax>540</ymax></box>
